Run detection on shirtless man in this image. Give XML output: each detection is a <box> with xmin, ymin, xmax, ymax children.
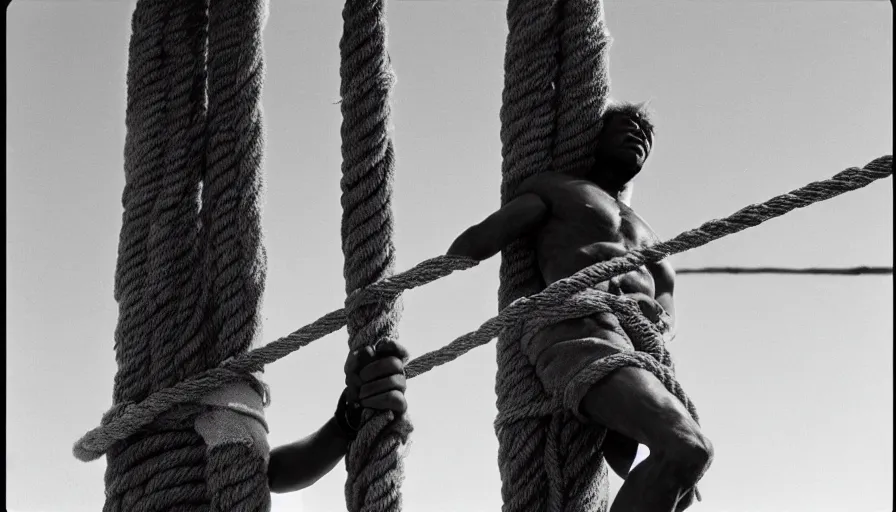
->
<box><xmin>267</xmin><ymin>341</ymin><xmax>408</xmax><ymax>493</ymax></box>
<box><xmin>447</xmin><ymin>102</ymin><xmax>712</xmax><ymax>512</ymax></box>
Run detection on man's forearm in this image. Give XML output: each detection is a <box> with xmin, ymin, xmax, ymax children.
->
<box><xmin>447</xmin><ymin>225</ymin><xmax>499</xmax><ymax>261</ymax></box>
<box><xmin>268</xmin><ymin>417</ymin><xmax>351</xmax><ymax>494</ymax></box>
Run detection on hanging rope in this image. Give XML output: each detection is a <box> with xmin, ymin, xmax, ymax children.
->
<box><xmin>676</xmin><ymin>266</ymin><xmax>893</xmax><ymax>275</ymax></box>
<box><xmin>496</xmin><ymin>0</ymin><xmax>615</xmax><ymax>509</ymax></box>
<box><xmin>338</xmin><ymin>1</ymin><xmax>411</xmax><ymax>511</ymax></box>
<box><xmin>99</xmin><ymin>0</ymin><xmax>271</xmax><ymax>511</ymax></box>
<box><xmin>76</xmin><ymin>155</ymin><xmax>892</xmax><ymax>463</ymax></box>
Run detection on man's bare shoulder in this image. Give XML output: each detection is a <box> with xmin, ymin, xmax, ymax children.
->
<box><xmin>516</xmin><ymin>172</ymin><xmax>594</xmax><ymax>200</ymax></box>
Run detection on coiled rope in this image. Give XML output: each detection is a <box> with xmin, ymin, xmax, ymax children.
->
<box><xmin>76</xmin><ymin>155</ymin><xmax>892</xmax><ymax>465</ymax></box>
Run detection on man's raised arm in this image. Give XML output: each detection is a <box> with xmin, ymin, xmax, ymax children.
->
<box><xmin>447</xmin><ymin>193</ymin><xmax>549</xmax><ymax>261</ymax></box>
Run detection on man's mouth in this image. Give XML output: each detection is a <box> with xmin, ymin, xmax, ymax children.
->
<box><xmin>623</xmin><ymin>139</ymin><xmax>644</xmax><ymax>154</ymax></box>
<box><xmin>622</xmin><ymin>132</ymin><xmax>647</xmax><ymax>154</ymax></box>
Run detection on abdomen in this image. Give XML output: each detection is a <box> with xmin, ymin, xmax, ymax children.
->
<box><xmin>537</xmin><ymin>224</ymin><xmax>656</xmax><ymax>297</ymax></box>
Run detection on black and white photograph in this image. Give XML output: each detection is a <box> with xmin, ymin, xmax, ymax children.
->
<box><xmin>6</xmin><ymin>1</ymin><xmax>893</xmax><ymax>511</ymax></box>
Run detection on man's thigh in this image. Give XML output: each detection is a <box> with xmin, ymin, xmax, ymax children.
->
<box><xmin>603</xmin><ymin>429</ymin><xmax>640</xmax><ymax>479</ymax></box>
<box><xmin>579</xmin><ymin>365</ymin><xmax>697</xmax><ymax>451</ymax></box>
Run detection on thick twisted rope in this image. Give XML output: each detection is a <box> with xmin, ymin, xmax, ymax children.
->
<box><xmin>76</xmin><ymin>155</ymin><xmax>892</xmax><ymax>464</ymax></box>
<box><xmin>495</xmin><ymin>4</ymin><xmax>561</xmax><ymax>509</ymax></box>
<box><xmin>201</xmin><ymin>0</ymin><xmax>270</xmax><ymax>510</ymax></box>
<box><xmin>104</xmin><ymin>2</ymin><xmax>211</xmax><ymax>510</ymax></box>
<box><xmin>338</xmin><ymin>1</ymin><xmax>411</xmax><ymax>511</ymax></box>
<box><xmin>497</xmin><ymin>0</ymin><xmax>616</xmax><ymax>510</ymax></box>
<box><xmin>551</xmin><ymin>0</ymin><xmax>611</xmax><ymax>175</ymax></box>
<box><xmin>101</xmin><ymin>0</ymin><xmax>270</xmax><ymax>511</ymax></box>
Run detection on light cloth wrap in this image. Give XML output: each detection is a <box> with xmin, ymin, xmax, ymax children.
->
<box><xmin>194</xmin><ymin>375</ymin><xmax>270</xmax><ymax>463</ymax></box>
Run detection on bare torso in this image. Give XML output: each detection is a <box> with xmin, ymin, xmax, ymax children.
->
<box><xmin>518</xmin><ymin>172</ymin><xmax>662</xmax><ymax>297</ymax></box>
<box><xmin>513</xmin><ymin>171</ymin><xmax>669</xmax><ymax>347</ymax></box>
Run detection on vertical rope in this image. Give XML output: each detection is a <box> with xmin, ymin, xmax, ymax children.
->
<box><xmin>106</xmin><ymin>1</ymin><xmax>212</xmax><ymax>510</ymax></box>
<box><xmin>105</xmin><ymin>0</ymin><xmax>271</xmax><ymax>510</ymax></box>
<box><xmin>148</xmin><ymin>0</ymin><xmax>209</xmax><ymax>392</ymax></box>
<box><xmin>551</xmin><ymin>0</ymin><xmax>611</xmax><ymax>174</ymax></box>
<box><xmin>339</xmin><ymin>1</ymin><xmax>411</xmax><ymax>511</ymax></box>
<box><xmin>495</xmin><ymin>1</ymin><xmax>559</xmax><ymax>511</ymax></box>
<box><xmin>202</xmin><ymin>0</ymin><xmax>268</xmax><ymax>368</ymax></box>
<box><xmin>548</xmin><ymin>1</ymin><xmax>614</xmax><ymax>510</ymax></box>
<box><xmin>112</xmin><ymin>0</ymin><xmax>170</xmax><ymax>408</ymax></box>
<box><xmin>496</xmin><ymin>0</ymin><xmax>613</xmax><ymax>511</ymax></box>
<box><xmin>202</xmin><ymin>0</ymin><xmax>270</xmax><ymax>509</ymax></box>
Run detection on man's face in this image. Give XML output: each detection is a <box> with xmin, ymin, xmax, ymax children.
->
<box><xmin>597</xmin><ymin>113</ymin><xmax>653</xmax><ymax>174</ymax></box>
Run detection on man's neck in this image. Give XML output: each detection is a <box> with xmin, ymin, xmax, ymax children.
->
<box><xmin>568</xmin><ymin>168</ymin><xmax>629</xmax><ymax>201</ymax></box>
<box><xmin>585</xmin><ymin>154</ymin><xmax>639</xmax><ymax>204</ymax></box>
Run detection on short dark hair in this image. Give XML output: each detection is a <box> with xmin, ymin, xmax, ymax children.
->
<box><xmin>603</xmin><ymin>100</ymin><xmax>656</xmax><ymax>139</ymax></box>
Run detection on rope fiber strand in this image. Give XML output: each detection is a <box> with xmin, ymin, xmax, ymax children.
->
<box><xmin>76</xmin><ymin>155</ymin><xmax>892</xmax><ymax>464</ymax></box>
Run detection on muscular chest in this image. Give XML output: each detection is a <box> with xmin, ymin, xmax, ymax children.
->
<box><xmin>541</xmin><ymin>179</ymin><xmax>656</xmax><ymax>247</ymax></box>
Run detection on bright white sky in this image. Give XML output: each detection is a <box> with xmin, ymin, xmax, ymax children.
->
<box><xmin>6</xmin><ymin>1</ymin><xmax>893</xmax><ymax>512</ymax></box>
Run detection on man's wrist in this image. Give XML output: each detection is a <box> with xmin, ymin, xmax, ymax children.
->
<box><xmin>334</xmin><ymin>389</ymin><xmax>361</xmax><ymax>440</ymax></box>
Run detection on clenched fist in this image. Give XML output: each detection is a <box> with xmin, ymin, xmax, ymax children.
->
<box><xmin>335</xmin><ymin>341</ymin><xmax>409</xmax><ymax>438</ymax></box>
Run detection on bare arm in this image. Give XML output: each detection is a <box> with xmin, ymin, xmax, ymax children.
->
<box><xmin>646</xmin><ymin>258</ymin><xmax>676</xmax><ymax>337</ymax></box>
<box><xmin>267</xmin><ymin>418</ymin><xmax>350</xmax><ymax>493</ymax></box>
<box><xmin>268</xmin><ymin>343</ymin><xmax>409</xmax><ymax>494</ymax></box>
<box><xmin>447</xmin><ymin>193</ymin><xmax>549</xmax><ymax>261</ymax></box>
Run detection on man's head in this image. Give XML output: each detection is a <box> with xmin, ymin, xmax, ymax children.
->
<box><xmin>591</xmin><ymin>101</ymin><xmax>656</xmax><ymax>193</ymax></box>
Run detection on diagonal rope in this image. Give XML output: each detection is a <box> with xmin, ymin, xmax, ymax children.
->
<box><xmin>74</xmin><ymin>155</ymin><xmax>892</xmax><ymax>463</ymax></box>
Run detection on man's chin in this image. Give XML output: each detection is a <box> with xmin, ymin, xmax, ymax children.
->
<box><xmin>595</xmin><ymin>152</ymin><xmax>642</xmax><ymax>182</ymax></box>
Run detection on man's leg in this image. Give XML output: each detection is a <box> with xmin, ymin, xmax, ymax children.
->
<box><xmin>603</xmin><ymin>430</ymin><xmax>639</xmax><ymax>479</ymax></box>
<box><xmin>579</xmin><ymin>366</ymin><xmax>713</xmax><ymax>512</ymax></box>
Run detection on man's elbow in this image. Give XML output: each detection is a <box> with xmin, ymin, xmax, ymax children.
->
<box><xmin>268</xmin><ymin>450</ymin><xmax>317</xmax><ymax>494</ymax></box>
<box><xmin>269</xmin><ymin>471</ymin><xmax>319</xmax><ymax>495</ymax></box>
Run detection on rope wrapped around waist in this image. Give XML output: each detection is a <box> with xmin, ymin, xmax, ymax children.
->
<box><xmin>495</xmin><ymin>286</ymin><xmax>703</xmax><ymax>502</ymax></box>
<box><xmin>498</xmin><ymin>287</ymin><xmax>696</xmax><ymax>425</ymax></box>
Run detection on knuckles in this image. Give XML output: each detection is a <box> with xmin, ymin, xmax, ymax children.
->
<box><xmin>344</xmin><ymin>343</ymin><xmax>408</xmax><ymax>412</ymax></box>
